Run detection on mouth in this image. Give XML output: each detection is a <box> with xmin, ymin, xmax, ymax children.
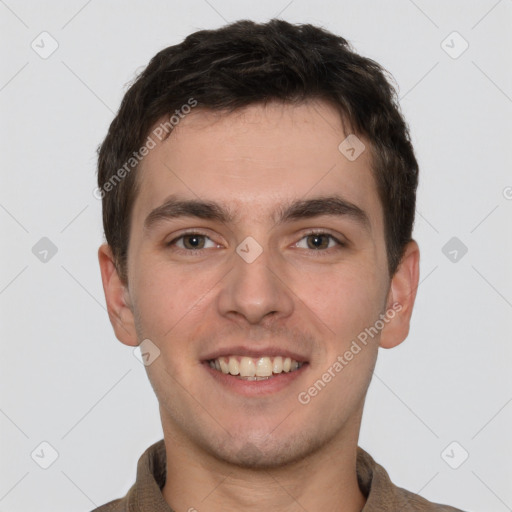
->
<box><xmin>207</xmin><ymin>355</ymin><xmax>305</xmax><ymax>381</ymax></box>
<box><xmin>202</xmin><ymin>352</ymin><xmax>309</xmax><ymax>396</ymax></box>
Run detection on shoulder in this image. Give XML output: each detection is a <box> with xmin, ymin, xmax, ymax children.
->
<box><xmin>88</xmin><ymin>440</ymin><xmax>165</xmax><ymax>512</ymax></box>
<box><xmin>89</xmin><ymin>472</ymin><xmax>138</xmax><ymax>512</ymax></box>
<box><xmin>90</xmin><ymin>498</ymin><xmax>128</xmax><ymax>512</ymax></box>
<box><xmin>357</xmin><ymin>447</ymin><xmax>467</xmax><ymax>511</ymax></box>
<box><xmin>392</xmin><ymin>484</ymin><xmax>467</xmax><ymax>511</ymax></box>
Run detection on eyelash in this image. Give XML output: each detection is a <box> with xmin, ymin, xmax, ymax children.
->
<box><xmin>166</xmin><ymin>230</ymin><xmax>346</xmax><ymax>256</ymax></box>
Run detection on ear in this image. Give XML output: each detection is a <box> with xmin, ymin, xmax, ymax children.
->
<box><xmin>379</xmin><ymin>240</ymin><xmax>420</xmax><ymax>349</ymax></box>
<box><xmin>98</xmin><ymin>243</ymin><xmax>139</xmax><ymax>347</ymax></box>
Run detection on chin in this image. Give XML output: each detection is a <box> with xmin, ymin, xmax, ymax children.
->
<box><xmin>204</xmin><ymin>429</ymin><xmax>322</xmax><ymax>470</ymax></box>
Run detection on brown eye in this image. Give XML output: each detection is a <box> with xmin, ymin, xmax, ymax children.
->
<box><xmin>168</xmin><ymin>233</ymin><xmax>217</xmax><ymax>251</ymax></box>
<box><xmin>306</xmin><ymin>234</ymin><xmax>330</xmax><ymax>250</ymax></box>
<box><xmin>182</xmin><ymin>234</ymin><xmax>206</xmax><ymax>249</ymax></box>
<box><xmin>296</xmin><ymin>233</ymin><xmax>342</xmax><ymax>251</ymax></box>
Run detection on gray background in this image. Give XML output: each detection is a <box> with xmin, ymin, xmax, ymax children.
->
<box><xmin>1</xmin><ymin>1</ymin><xmax>511</xmax><ymax>511</ymax></box>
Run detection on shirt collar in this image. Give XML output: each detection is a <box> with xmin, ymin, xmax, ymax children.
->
<box><xmin>128</xmin><ymin>439</ymin><xmax>420</xmax><ymax>511</ymax></box>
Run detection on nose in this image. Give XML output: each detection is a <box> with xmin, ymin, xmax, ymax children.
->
<box><xmin>215</xmin><ymin>242</ymin><xmax>294</xmax><ymax>326</ymax></box>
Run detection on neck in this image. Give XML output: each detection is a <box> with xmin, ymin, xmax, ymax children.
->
<box><xmin>161</xmin><ymin>425</ymin><xmax>366</xmax><ymax>512</ymax></box>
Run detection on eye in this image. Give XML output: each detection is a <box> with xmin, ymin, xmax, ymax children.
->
<box><xmin>295</xmin><ymin>232</ymin><xmax>344</xmax><ymax>251</ymax></box>
<box><xmin>168</xmin><ymin>232</ymin><xmax>218</xmax><ymax>251</ymax></box>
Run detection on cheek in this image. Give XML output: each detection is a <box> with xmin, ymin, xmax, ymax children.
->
<box><xmin>293</xmin><ymin>260</ymin><xmax>387</xmax><ymax>334</ymax></box>
<box><xmin>131</xmin><ymin>261</ymin><xmax>186</xmax><ymax>336</ymax></box>
<box><xmin>131</xmin><ymin>255</ymin><xmax>224</xmax><ymax>344</ymax></box>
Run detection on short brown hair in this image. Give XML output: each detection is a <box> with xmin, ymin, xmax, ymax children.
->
<box><xmin>97</xmin><ymin>19</ymin><xmax>419</xmax><ymax>283</ymax></box>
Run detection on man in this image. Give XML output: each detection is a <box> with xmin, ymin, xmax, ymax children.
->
<box><xmin>95</xmin><ymin>19</ymin><xmax>464</xmax><ymax>512</ymax></box>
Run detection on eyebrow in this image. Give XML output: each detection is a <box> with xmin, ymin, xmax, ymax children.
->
<box><xmin>143</xmin><ymin>194</ymin><xmax>371</xmax><ymax>233</ymax></box>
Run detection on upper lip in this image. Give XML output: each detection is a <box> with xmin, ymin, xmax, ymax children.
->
<box><xmin>201</xmin><ymin>346</ymin><xmax>309</xmax><ymax>363</ymax></box>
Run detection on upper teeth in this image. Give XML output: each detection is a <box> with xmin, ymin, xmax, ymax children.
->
<box><xmin>209</xmin><ymin>356</ymin><xmax>303</xmax><ymax>377</ymax></box>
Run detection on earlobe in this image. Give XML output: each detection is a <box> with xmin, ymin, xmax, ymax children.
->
<box><xmin>379</xmin><ymin>240</ymin><xmax>420</xmax><ymax>349</ymax></box>
<box><xmin>97</xmin><ymin>243</ymin><xmax>139</xmax><ymax>347</ymax></box>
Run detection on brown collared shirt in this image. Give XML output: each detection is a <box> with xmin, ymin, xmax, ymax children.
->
<box><xmin>92</xmin><ymin>440</ymin><xmax>465</xmax><ymax>511</ymax></box>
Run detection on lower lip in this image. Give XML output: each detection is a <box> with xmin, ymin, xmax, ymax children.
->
<box><xmin>203</xmin><ymin>362</ymin><xmax>309</xmax><ymax>397</ymax></box>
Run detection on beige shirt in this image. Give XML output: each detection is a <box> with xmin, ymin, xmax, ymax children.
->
<box><xmin>92</xmin><ymin>440</ymin><xmax>465</xmax><ymax>511</ymax></box>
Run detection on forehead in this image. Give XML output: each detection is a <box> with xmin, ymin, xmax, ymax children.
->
<box><xmin>131</xmin><ymin>100</ymin><xmax>382</xmax><ymax>231</ymax></box>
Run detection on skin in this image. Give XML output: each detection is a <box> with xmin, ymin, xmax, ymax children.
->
<box><xmin>99</xmin><ymin>100</ymin><xmax>419</xmax><ymax>512</ymax></box>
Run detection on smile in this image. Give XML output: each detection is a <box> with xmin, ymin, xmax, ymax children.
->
<box><xmin>208</xmin><ymin>355</ymin><xmax>304</xmax><ymax>380</ymax></box>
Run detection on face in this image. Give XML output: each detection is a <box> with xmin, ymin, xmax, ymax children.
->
<box><xmin>100</xmin><ymin>100</ymin><xmax>417</xmax><ymax>468</ymax></box>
